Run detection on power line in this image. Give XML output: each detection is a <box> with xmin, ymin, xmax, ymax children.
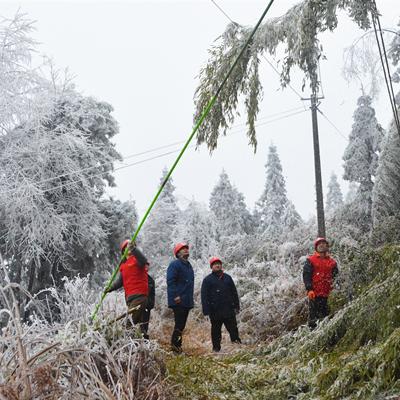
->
<box><xmin>30</xmin><ymin>149</ymin><xmax>183</xmax><ymax>196</ymax></box>
<box><xmin>209</xmin><ymin>0</ymin><xmax>352</xmax><ymax>144</ymax></box>
<box><xmin>0</xmin><ymin>107</ymin><xmax>306</xmax><ymax>197</ymax></box>
<box><xmin>0</xmin><ymin>105</ymin><xmax>305</xmax><ymax>193</ymax></box>
<box><xmin>316</xmin><ymin>107</ymin><xmax>347</xmax><ymax>141</ymax></box>
<box><xmin>209</xmin><ymin>0</ymin><xmax>307</xmax><ymax>105</ymax></box>
<box><xmin>371</xmin><ymin>1</ymin><xmax>400</xmax><ymax>136</ymax></box>
<box><xmin>261</xmin><ymin>54</ymin><xmax>307</xmax><ymax>105</ymax></box>
<box><xmin>0</xmin><ymin>106</ymin><xmax>303</xmax><ymax>166</ymax></box>
<box><xmin>210</xmin><ymin>0</ymin><xmax>235</xmax><ymax>24</ymax></box>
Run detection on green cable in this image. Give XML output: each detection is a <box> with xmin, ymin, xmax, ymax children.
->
<box><xmin>91</xmin><ymin>0</ymin><xmax>276</xmax><ymax>322</ymax></box>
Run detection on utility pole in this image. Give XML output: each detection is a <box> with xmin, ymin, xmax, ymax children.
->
<box><xmin>302</xmin><ymin>90</ymin><xmax>326</xmax><ymax>238</ymax></box>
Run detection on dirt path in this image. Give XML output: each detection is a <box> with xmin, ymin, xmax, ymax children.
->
<box><xmin>152</xmin><ymin>318</ymin><xmax>254</xmax><ymax>357</ymax></box>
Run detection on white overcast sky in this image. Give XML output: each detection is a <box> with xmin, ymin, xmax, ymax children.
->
<box><xmin>1</xmin><ymin>0</ymin><xmax>399</xmax><ymax>221</ymax></box>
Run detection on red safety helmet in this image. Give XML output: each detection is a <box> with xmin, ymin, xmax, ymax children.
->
<box><xmin>314</xmin><ymin>237</ymin><xmax>329</xmax><ymax>250</ymax></box>
<box><xmin>120</xmin><ymin>239</ymin><xmax>130</xmax><ymax>253</ymax></box>
<box><xmin>209</xmin><ymin>256</ymin><xmax>222</xmax><ymax>267</ymax></box>
<box><xmin>173</xmin><ymin>242</ymin><xmax>189</xmax><ymax>257</ymax></box>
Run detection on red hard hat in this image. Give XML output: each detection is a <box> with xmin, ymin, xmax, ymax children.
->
<box><xmin>120</xmin><ymin>239</ymin><xmax>130</xmax><ymax>252</ymax></box>
<box><xmin>314</xmin><ymin>237</ymin><xmax>329</xmax><ymax>250</ymax></box>
<box><xmin>173</xmin><ymin>242</ymin><xmax>189</xmax><ymax>257</ymax></box>
<box><xmin>209</xmin><ymin>256</ymin><xmax>222</xmax><ymax>267</ymax></box>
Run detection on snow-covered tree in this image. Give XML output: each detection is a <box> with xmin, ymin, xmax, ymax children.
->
<box><xmin>371</xmin><ymin>20</ymin><xmax>400</xmax><ymax>230</ymax></box>
<box><xmin>209</xmin><ymin>170</ymin><xmax>253</xmax><ymax>238</ymax></box>
<box><xmin>388</xmin><ymin>19</ymin><xmax>400</xmax><ymax>104</ymax></box>
<box><xmin>326</xmin><ymin>172</ymin><xmax>343</xmax><ymax>214</ymax></box>
<box><xmin>96</xmin><ymin>198</ymin><xmax>138</xmax><ymax>268</ymax></box>
<box><xmin>345</xmin><ymin>182</ymin><xmax>358</xmax><ymax>204</ymax></box>
<box><xmin>0</xmin><ymin>91</ymin><xmax>122</xmax><ymax>294</ymax></box>
<box><xmin>255</xmin><ymin>144</ymin><xmax>300</xmax><ymax>237</ymax></box>
<box><xmin>141</xmin><ymin>168</ymin><xmax>180</xmax><ymax>262</ymax></box>
<box><xmin>281</xmin><ymin>201</ymin><xmax>302</xmax><ymax>231</ymax></box>
<box><xmin>371</xmin><ymin>21</ymin><xmax>400</xmax><ymax>233</ymax></box>
<box><xmin>172</xmin><ymin>200</ymin><xmax>216</xmax><ymax>261</ymax></box>
<box><xmin>342</xmin><ymin>95</ymin><xmax>383</xmax><ymax>225</ymax></box>
<box><xmin>0</xmin><ymin>12</ymin><xmax>52</xmax><ymax>135</ymax></box>
<box><xmin>372</xmin><ymin>121</ymin><xmax>400</xmax><ymax>225</ymax></box>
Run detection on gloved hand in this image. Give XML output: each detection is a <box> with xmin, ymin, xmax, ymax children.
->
<box><xmin>127</xmin><ymin>240</ymin><xmax>137</xmax><ymax>253</ymax></box>
<box><xmin>307</xmin><ymin>290</ymin><xmax>316</xmax><ymax>300</ymax></box>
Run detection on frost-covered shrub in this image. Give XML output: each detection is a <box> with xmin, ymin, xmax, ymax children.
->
<box><xmin>0</xmin><ymin>269</ymin><xmax>168</xmax><ymax>400</ymax></box>
<box><xmin>216</xmin><ymin>233</ymin><xmax>255</xmax><ymax>265</ymax></box>
<box><xmin>167</xmin><ymin>245</ymin><xmax>400</xmax><ymax>400</ymax></box>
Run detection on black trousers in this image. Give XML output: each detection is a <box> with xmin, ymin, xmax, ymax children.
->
<box><xmin>171</xmin><ymin>306</ymin><xmax>190</xmax><ymax>349</ymax></box>
<box><xmin>210</xmin><ymin>315</ymin><xmax>240</xmax><ymax>351</ymax></box>
<box><xmin>308</xmin><ymin>296</ymin><xmax>329</xmax><ymax>329</ymax></box>
<box><xmin>140</xmin><ymin>308</ymin><xmax>151</xmax><ymax>339</ymax></box>
<box><xmin>126</xmin><ymin>295</ymin><xmax>147</xmax><ymax>335</ymax></box>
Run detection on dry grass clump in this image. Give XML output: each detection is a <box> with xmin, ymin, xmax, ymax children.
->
<box><xmin>0</xmin><ymin>261</ymin><xmax>170</xmax><ymax>400</ymax></box>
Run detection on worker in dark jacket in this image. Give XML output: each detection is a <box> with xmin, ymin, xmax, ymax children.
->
<box><xmin>201</xmin><ymin>257</ymin><xmax>241</xmax><ymax>352</ymax></box>
<box><xmin>167</xmin><ymin>242</ymin><xmax>194</xmax><ymax>353</ymax></box>
<box><xmin>106</xmin><ymin>239</ymin><xmax>149</xmax><ymax>325</ymax></box>
<box><xmin>140</xmin><ymin>272</ymin><xmax>155</xmax><ymax>339</ymax></box>
<box><xmin>303</xmin><ymin>237</ymin><xmax>339</xmax><ymax>329</ymax></box>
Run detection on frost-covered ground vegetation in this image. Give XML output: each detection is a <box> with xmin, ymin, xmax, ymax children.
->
<box><xmin>167</xmin><ymin>245</ymin><xmax>400</xmax><ymax>400</ymax></box>
<box><xmin>1</xmin><ymin>2</ymin><xmax>400</xmax><ymax>399</ymax></box>
<box><xmin>0</xmin><ymin>267</ymin><xmax>168</xmax><ymax>399</ymax></box>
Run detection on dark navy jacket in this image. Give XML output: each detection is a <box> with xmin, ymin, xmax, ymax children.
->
<box><xmin>166</xmin><ymin>259</ymin><xmax>194</xmax><ymax>308</ymax></box>
<box><xmin>201</xmin><ymin>272</ymin><xmax>240</xmax><ymax>319</ymax></box>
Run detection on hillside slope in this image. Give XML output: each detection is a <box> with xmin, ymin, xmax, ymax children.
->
<box><xmin>166</xmin><ymin>246</ymin><xmax>400</xmax><ymax>400</ymax></box>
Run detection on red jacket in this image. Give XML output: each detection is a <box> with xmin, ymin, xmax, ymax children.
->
<box><xmin>303</xmin><ymin>252</ymin><xmax>338</xmax><ymax>297</ymax></box>
<box><xmin>120</xmin><ymin>255</ymin><xmax>148</xmax><ymax>299</ymax></box>
<box><xmin>108</xmin><ymin>248</ymin><xmax>149</xmax><ymax>300</ymax></box>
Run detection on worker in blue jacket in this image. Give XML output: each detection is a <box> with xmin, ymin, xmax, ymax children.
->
<box><xmin>201</xmin><ymin>257</ymin><xmax>241</xmax><ymax>352</ymax></box>
<box><xmin>167</xmin><ymin>242</ymin><xmax>194</xmax><ymax>353</ymax></box>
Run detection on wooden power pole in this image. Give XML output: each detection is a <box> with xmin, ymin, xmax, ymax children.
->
<box><xmin>303</xmin><ymin>91</ymin><xmax>326</xmax><ymax>238</ymax></box>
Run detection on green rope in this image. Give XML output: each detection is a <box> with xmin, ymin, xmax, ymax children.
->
<box><xmin>91</xmin><ymin>0</ymin><xmax>276</xmax><ymax>322</ymax></box>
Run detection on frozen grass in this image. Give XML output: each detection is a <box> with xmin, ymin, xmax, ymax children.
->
<box><xmin>1</xmin><ymin>244</ymin><xmax>398</xmax><ymax>399</ymax></box>
<box><xmin>0</xmin><ymin>262</ymin><xmax>169</xmax><ymax>400</ymax></box>
<box><xmin>165</xmin><ymin>245</ymin><xmax>400</xmax><ymax>399</ymax></box>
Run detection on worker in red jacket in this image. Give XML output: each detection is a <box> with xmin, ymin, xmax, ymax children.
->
<box><xmin>303</xmin><ymin>237</ymin><xmax>338</xmax><ymax>329</ymax></box>
<box><xmin>106</xmin><ymin>239</ymin><xmax>149</xmax><ymax>327</ymax></box>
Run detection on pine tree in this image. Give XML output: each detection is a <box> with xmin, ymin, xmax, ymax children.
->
<box><xmin>141</xmin><ymin>168</ymin><xmax>180</xmax><ymax>261</ymax></box>
<box><xmin>209</xmin><ymin>170</ymin><xmax>253</xmax><ymax>238</ymax></box>
<box><xmin>372</xmin><ymin>122</ymin><xmax>400</xmax><ymax>224</ymax></box>
<box><xmin>98</xmin><ymin>198</ymin><xmax>138</xmax><ymax>264</ymax></box>
<box><xmin>326</xmin><ymin>172</ymin><xmax>343</xmax><ymax>214</ymax></box>
<box><xmin>172</xmin><ymin>200</ymin><xmax>216</xmax><ymax>261</ymax></box>
<box><xmin>388</xmin><ymin>19</ymin><xmax>400</xmax><ymax>104</ymax></box>
<box><xmin>255</xmin><ymin>144</ymin><xmax>298</xmax><ymax>236</ymax></box>
<box><xmin>345</xmin><ymin>182</ymin><xmax>358</xmax><ymax>204</ymax></box>
<box><xmin>342</xmin><ymin>95</ymin><xmax>383</xmax><ymax>225</ymax></box>
<box><xmin>282</xmin><ymin>201</ymin><xmax>302</xmax><ymax>231</ymax></box>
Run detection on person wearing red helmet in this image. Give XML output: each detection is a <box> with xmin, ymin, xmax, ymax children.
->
<box><xmin>201</xmin><ymin>257</ymin><xmax>241</xmax><ymax>352</ymax></box>
<box><xmin>167</xmin><ymin>242</ymin><xmax>194</xmax><ymax>353</ymax></box>
<box><xmin>106</xmin><ymin>239</ymin><xmax>149</xmax><ymax>330</ymax></box>
<box><xmin>303</xmin><ymin>237</ymin><xmax>339</xmax><ymax>329</ymax></box>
